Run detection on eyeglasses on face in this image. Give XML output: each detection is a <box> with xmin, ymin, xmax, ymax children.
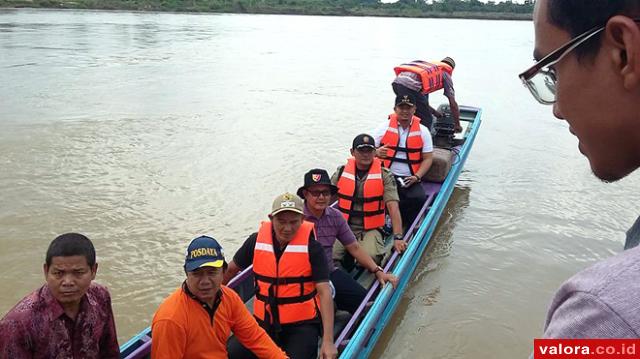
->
<box><xmin>518</xmin><ymin>18</ymin><xmax>640</xmax><ymax>105</ymax></box>
<box><xmin>307</xmin><ymin>189</ymin><xmax>332</xmax><ymax>198</ymax></box>
<box><xmin>518</xmin><ymin>24</ymin><xmax>605</xmax><ymax>104</ymax></box>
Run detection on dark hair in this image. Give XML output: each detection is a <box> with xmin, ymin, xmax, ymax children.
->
<box><xmin>548</xmin><ymin>0</ymin><xmax>640</xmax><ymax>59</ymax></box>
<box><xmin>45</xmin><ymin>233</ymin><xmax>96</xmax><ymax>267</ymax></box>
<box><xmin>441</xmin><ymin>56</ymin><xmax>455</xmax><ymax>69</ymax></box>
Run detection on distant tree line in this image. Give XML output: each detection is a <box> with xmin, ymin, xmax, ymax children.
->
<box><xmin>0</xmin><ymin>0</ymin><xmax>535</xmax><ymax>20</ymax></box>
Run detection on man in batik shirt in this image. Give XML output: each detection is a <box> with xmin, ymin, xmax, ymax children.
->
<box><xmin>0</xmin><ymin>233</ymin><xmax>119</xmax><ymax>358</ymax></box>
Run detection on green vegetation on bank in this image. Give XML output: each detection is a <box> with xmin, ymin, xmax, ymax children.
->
<box><xmin>0</xmin><ymin>0</ymin><xmax>534</xmax><ymax>20</ymax></box>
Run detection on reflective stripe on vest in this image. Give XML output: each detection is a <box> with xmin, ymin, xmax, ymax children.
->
<box><xmin>336</xmin><ymin>158</ymin><xmax>386</xmax><ymax>230</ymax></box>
<box><xmin>394</xmin><ymin>60</ymin><xmax>453</xmax><ymax>94</ymax></box>
<box><xmin>253</xmin><ymin>221</ymin><xmax>317</xmax><ymax>331</ymax></box>
<box><xmin>380</xmin><ymin>114</ymin><xmax>424</xmax><ymax>175</ymax></box>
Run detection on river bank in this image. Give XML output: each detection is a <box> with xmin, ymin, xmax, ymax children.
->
<box><xmin>0</xmin><ymin>0</ymin><xmax>532</xmax><ymax>20</ymax></box>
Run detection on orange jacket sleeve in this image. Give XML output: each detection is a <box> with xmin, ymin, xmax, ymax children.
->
<box><xmin>228</xmin><ymin>291</ymin><xmax>288</xmax><ymax>359</ymax></box>
<box><xmin>151</xmin><ymin>319</ymin><xmax>187</xmax><ymax>359</ymax></box>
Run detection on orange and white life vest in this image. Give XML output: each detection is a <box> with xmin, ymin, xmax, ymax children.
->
<box><xmin>394</xmin><ymin>60</ymin><xmax>453</xmax><ymax>94</ymax></box>
<box><xmin>380</xmin><ymin>114</ymin><xmax>424</xmax><ymax>175</ymax></box>
<box><xmin>253</xmin><ymin>221</ymin><xmax>318</xmax><ymax>331</ymax></box>
<box><xmin>337</xmin><ymin>158</ymin><xmax>386</xmax><ymax>230</ymax></box>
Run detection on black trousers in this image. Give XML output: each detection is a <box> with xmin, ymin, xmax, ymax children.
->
<box><xmin>331</xmin><ymin>268</ymin><xmax>367</xmax><ymax>314</ymax></box>
<box><xmin>228</xmin><ymin>321</ymin><xmax>321</xmax><ymax>359</ymax></box>
<box><xmin>392</xmin><ymin>82</ymin><xmax>433</xmax><ymax>129</ymax></box>
<box><xmin>396</xmin><ymin>180</ymin><xmax>427</xmax><ymax>228</ymax></box>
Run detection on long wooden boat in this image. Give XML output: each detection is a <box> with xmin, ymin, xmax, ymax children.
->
<box><xmin>119</xmin><ymin>105</ymin><xmax>482</xmax><ymax>359</ymax></box>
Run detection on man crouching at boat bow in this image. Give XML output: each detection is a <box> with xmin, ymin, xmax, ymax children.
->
<box><xmin>224</xmin><ymin>193</ymin><xmax>337</xmax><ymax>359</ymax></box>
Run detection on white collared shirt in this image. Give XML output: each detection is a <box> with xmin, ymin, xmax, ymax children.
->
<box><xmin>371</xmin><ymin>119</ymin><xmax>433</xmax><ymax>177</ymax></box>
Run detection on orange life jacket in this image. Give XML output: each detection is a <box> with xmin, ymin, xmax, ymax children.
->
<box><xmin>253</xmin><ymin>221</ymin><xmax>318</xmax><ymax>331</ymax></box>
<box><xmin>394</xmin><ymin>60</ymin><xmax>453</xmax><ymax>94</ymax></box>
<box><xmin>337</xmin><ymin>158</ymin><xmax>386</xmax><ymax>230</ymax></box>
<box><xmin>380</xmin><ymin>114</ymin><xmax>424</xmax><ymax>175</ymax></box>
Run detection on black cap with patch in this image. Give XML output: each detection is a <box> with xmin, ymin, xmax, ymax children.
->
<box><xmin>352</xmin><ymin>133</ymin><xmax>376</xmax><ymax>150</ymax></box>
<box><xmin>395</xmin><ymin>94</ymin><xmax>416</xmax><ymax>107</ymax></box>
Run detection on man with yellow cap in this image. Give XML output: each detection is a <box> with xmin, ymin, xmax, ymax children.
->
<box><xmin>151</xmin><ymin>235</ymin><xmax>287</xmax><ymax>359</ymax></box>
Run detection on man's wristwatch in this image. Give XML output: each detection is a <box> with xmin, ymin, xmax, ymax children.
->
<box><xmin>370</xmin><ymin>265</ymin><xmax>384</xmax><ymax>274</ymax></box>
<box><xmin>393</xmin><ymin>233</ymin><xmax>404</xmax><ymax>241</ymax></box>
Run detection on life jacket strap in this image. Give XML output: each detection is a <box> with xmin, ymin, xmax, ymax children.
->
<box><xmin>338</xmin><ymin>207</ymin><xmax>385</xmax><ymax>217</ymax></box>
<box><xmin>255</xmin><ymin>290</ymin><xmax>318</xmax><ymax>305</ymax></box>
<box><xmin>337</xmin><ymin>193</ymin><xmax>384</xmax><ymax>203</ymax></box>
<box><xmin>388</xmin><ymin>146</ymin><xmax>422</xmax><ymax>153</ymax></box>
<box><xmin>254</xmin><ymin>273</ymin><xmax>314</xmax><ymax>285</ymax></box>
<box><xmin>388</xmin><ymin>157</ymin><xmax>422</xmax><ymax>165</ymax></box>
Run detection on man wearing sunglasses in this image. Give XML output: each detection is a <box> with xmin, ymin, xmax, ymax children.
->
<box><xmin>521</xmin><ymin>0</ymin><xmax>640</xmax><ymax>339</ymax></box>
<box><xmin>297</xmin><ymin>168</ymin><xmax>397</xmax><ymax>316</ymax></box>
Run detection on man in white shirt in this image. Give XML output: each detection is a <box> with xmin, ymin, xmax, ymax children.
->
<box><xmin>371</xmin><ymin>94</ymin><xmax>434</xmax><ymax>228</ymax></box>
